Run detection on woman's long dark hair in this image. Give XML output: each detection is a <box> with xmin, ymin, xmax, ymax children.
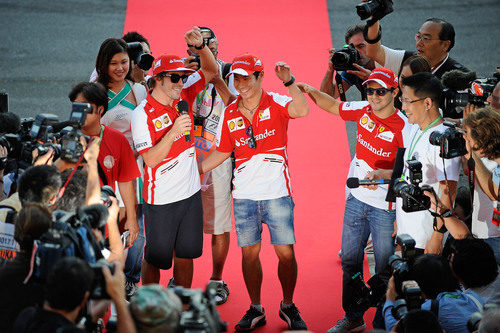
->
<box><xmin>95</xmin><ymin>38</ymin><xmax>132</xmax><ymax>87</ymax></box>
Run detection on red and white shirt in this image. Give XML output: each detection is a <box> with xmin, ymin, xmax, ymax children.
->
<box><xmin>94</xmin><ymin>125</ymin><xmax>140</xmax><ymax>192</ymax></box>
<box><xmin>131</xmin><ymin>71</ymin><xmax>206</xmax><ymax>205</ymax></box>
<box><xmin>340</xmin><ymin>101</ymin><xmax>410</xmax><ymax>210</ymax></box>
<box><xmin>217</xmin><ymin>90</ymin><xmax>293</xmax><ymax>200</ymax></box>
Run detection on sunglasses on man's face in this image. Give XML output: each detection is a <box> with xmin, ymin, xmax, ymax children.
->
<box><xmin>246</xmin><ymin>125</ymin><xmax>257</xmax><ymax>149</ymax></box>
<box><xmin>161</xmin><ymin>73</ymin><xmax>190</xmax><ymax>83</ymax></box>
<box><xmin>366</xmin><ymin>87</ymin><xmax>394</xmax><ymax>96</ymax></box>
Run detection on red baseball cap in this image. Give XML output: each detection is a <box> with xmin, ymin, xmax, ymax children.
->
<box><xmin>226</xmin><ymin>53</ymin><xmax>264</xmax><ymax>78</ymax></box>
<box><xmin>363</xmin><ymin>68</ymin><xmax>398</xmax><ymax>89</ymax></box>
<box><xmin>152</xmin><ymin>54</ymin><xmax>195</xmax><ymax>76</ymax></box>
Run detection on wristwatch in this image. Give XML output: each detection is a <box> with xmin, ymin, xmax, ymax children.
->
<box><xmin>440</xmin><ymin>209</ymin><xmax>453</xmax><ymax>219</ymax></box>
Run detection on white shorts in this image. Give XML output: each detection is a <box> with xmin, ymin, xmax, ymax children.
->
<box><xmin>201</xmin><ymin>158</ymin><xmax>232</xmax><ymax>235</ymax></box>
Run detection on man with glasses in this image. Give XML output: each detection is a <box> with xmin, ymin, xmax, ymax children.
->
<box><xmin>365</xmin><ymin>17</ymin><xmax>468</xmax><ymax>79</ymax></box>
<box><xmin>199</xmin><ymin>54</ymin><xmax>309</xmax><ymax>331</ymax></box>
<box><xmin>186</xmin><ymin>26</ymin><xmax>237</xmax><ymax>305</ymax></box>
<box><xmin>296</xmin><ymin>68</ymin><xmax>410</xmax><ymax>332</ymax></box>
<box><xmin>131</xmin><ymin>27</ymin><xmax>218</xmax><ymax>288</ymax></box>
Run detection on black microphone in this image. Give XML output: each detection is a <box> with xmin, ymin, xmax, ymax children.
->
<box><xmin>441</xmin><ymin>70</ymin><xmax>477</xmax><ymax>91</ymax></box>
<box><xmin>346</xmin><ymin>177</ymin><xmax>392</xmax><ymax>189</ymax></box>
<box><xmin>177</xmin><ymin>100</ymin><xmax>191</xmax><ymax>142</ymax></box>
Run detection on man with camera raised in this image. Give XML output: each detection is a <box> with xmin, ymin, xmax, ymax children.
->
<box><xmin>131</xmin><ymin>27</ymin><xmax>218</xmax><ymax>288</ymax></box>
<box><xmin>359</xmin><ymin>0</ymin><xmax>468</xmax><ymax>79</ymax></box>
<box><xmin>297</xmin><ymin>68</ymin><xmax>410</xmax><ymax>332</ymax></box>
<box><xmin>321</xmin><ymin>24</ymin><xmax>376</xmax><ymax>101</ymax></box>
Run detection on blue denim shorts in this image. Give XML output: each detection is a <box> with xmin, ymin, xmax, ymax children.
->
<box><xmin>233</xmin><ymin>195</ymin><xmax>296</xmax><ymax>247</ymax></box>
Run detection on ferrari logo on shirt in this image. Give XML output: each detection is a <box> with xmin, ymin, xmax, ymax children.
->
<box><xmin>258</xmin><ymin>108</ymin><xmax>271</xmax><ymax>121</ymax></box>
<box><xmin>152</xmin><ymin>114</ymin><xmax>172</xmax><ymax>131</ymax></box>
<box><xmin>228</xmin><ymin>117</ymin><xmax>245</xmax><ymax>132</ymax></box>
<box><xmin>360</xmin><ymin>114</ymin><xmax>375</xmax><ymax>132</ymax></box>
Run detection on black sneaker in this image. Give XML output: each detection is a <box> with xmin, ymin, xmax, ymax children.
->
<box><xmin>125</xmin><ymin>281</ymin><xmax>139</xmax><ymax>300</ymax></box>
<box><xmin>279</xmin><ymin>302</ymin><xmax>307</xmax><ymax>330</ymax></box>
<box><xmin>208</xmin><ymin>280</ymin><xmax>230</xmax><ymax>305</ymax></box>
<box><xmin>235</xmin><ymin>306</ymin><xmax>266</xmax><ymax>331</ymax></box>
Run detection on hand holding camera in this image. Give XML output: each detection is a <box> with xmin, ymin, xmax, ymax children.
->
<box><xmin>356</xmin><ymin>0</ymin><xmax>394</xmax><ymax>23</ymax></box>
<box><xmin>101</xmin><ymin>260</ymin><xmax>126</xmax><ymax>302</ymax></box>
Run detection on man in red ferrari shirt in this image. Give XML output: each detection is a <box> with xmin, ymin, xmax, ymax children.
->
<box><xmin>69</xmin><ymin>81</ymin><xmax>140</xmax><ymax>247</ymax></box>
<box><xmin>199</xmin><ymin>54</ymin><xmax>309</xmax><ymax>331</ymax></box>
<box><xmin>131</xmin><ymin>27</ymin><xmax>218</xmax><ymax>288</ymax></box>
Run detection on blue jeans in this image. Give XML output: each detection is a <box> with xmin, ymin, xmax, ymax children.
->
<box><xmin>124</xmin><ymin>204</ymin><xmax>145</xmax><ymax>283</ymax></box>
<box><xmin>233</xmin><ymin>196</ymin><xmax>295</xmax><ymax>247</ymax></box>
<box><xmin>341</xmin><ymin>194</ymin><xmax>395</xmax><ymax>321</ymax></box>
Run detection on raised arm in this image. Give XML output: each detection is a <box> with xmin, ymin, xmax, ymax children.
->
<box><xmin>365</xmin><ymin>21</ymin><xmax>386</xmax><ymax>67</ymax></box>
<box><xmin>296</xmin><ymin>82</ymin><xmax>341</xmax><ymax>116</ymax></box>
<box><xmin>185</xmin><ymin>27</ymin><xmax>218</xmax><ymax>85</ymax></box>
<box><xmin>274</xmin><ymin>62</ymin><xmax>309</xmax><ymax>118</ymax></box>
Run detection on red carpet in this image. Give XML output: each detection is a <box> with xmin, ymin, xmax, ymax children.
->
<box><xmin>124</xmin><ymin>1</ymin><xmax>364</xmax><ymax>331</ymax></box>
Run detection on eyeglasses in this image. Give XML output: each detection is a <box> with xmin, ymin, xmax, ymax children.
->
<box><xmin>246</xmin><ymin>125</ymin><xmax>257</xmax><ymax>149</ymax></box>
<box><xmin>366</xmin><ymin>88</ymin><xmax>394</xmax><ymax>96</ymax></box>
<box><xmin>160</xmin><ymin>73</ymin><xmax>190</xmax><ymax>83</ymax></box>
<box><xmin>415</xmin><ymin>33</ymin><xmax>440</xmax><ymax>43</ymax></box>
<box><xmin>399</xmin><ymin>96</ymin><xmax>426</xmax><ymax>105</ymax></box>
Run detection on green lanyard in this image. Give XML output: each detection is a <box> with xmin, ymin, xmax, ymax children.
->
<box><xmin>403</xmin><ymin>116</ymin><xmax>442</xmax><ymax>178</ymax></box>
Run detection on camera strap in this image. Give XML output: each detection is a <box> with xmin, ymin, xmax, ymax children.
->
<box><xmin>335</xmin><ymin>73</ymin><xmax>347</xmax><ymax>101</ymax></box>
<box><xmin>467</xmin><ymin>156</ymin><xmax>475</xmax><ymax>209</ymax></box>
<box><xmin>406</xmin><ymin>116</ymin><xmax>443</xmax><ymax>163</ymax></box>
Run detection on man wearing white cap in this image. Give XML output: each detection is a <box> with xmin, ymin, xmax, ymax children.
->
<box><xmin>297</xmin><ymin>68</ymin><xmax>410</xmax><ymax>332</ymax></box>
<box><xmin>131</xmin><ymin>27</ymin><xmax>218</xmax><ymax>288</ymax></box>
<box><xmin>200</xmin><ymin>53</ymin><xmax>309</xmax><ymax>331</ymax></box>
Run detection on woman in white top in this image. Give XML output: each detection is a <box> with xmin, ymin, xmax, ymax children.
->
<box><xmin>95</xmin><ymin>38</ymin><xmax>147</xmax><ymax>148</ymax></box>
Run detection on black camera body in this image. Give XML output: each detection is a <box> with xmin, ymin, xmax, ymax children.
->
<box><xmin>90</xmin><ymin>260</ymin><xmax>115</xmax><ymax>300</ymax></box>
<box><xmin>190</xmin><ymin>54</ymin><xmax>201</xmax><ymax>68</ymax></box>
<box><xmin>393</xmin><ymin>160</ymin><xmax>431</xmax><ymax>212</ymax></box>
<box><xmin>331</xmin><ymin>44</ymin><xmax>360</xmax><ymax>71</ymax></box>
<box><xmin>429</xmin><ymin>121</ymin><xmax>467</xmax><ymax>159</ymax></box>
<box><xmin>0</xmin><ymin>114</ymin><xmax>61</xmax><ymax>168</ymax></box>
<box><xmin>127</xmin><ymin>42</ymin><xmax>154</xmax><ymax>71</ymax></box>
<box><xmin>60</xmin><ymin>103</ymin><xmax>92</xmax><ymax>163</ymax></box>
<box><xmin>391</xmin><ymin>281</ymin><xmax>423</xmax><ymax>320</ymax></box>
<box><xmin>349</xmin><ymin>272</ymin><xmax>388</xmax><ymax>312</ymax></box>
<box><xmin>356</xmin><ymin>0</ymin><xmax>393</xmax><ymax>21</ymax></box>
<box><xmin>173</xmin><ymin>284</ymin><xmax>227</xmax><ymax>332</ymax></box>
<box><xmin>388</xmin><ymin>234</ymin><xmax>418</xmax><ymax>294</ymax></box>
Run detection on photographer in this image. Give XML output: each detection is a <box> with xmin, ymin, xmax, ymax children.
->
<box><xmin>392</xmin><ymin>309</ymin><xmax>442</xmax><ymax>333</ymax></box>
<box><xmin>131</xmin><ymin>27</ymin><xmax>218</xmax><ymax>288</ymax></box>
<box><xmin>362</xmin><ymin>1</ymin><xmax>468</xmax><ymax>79</ymax></box>
<box><xmin>12</xmin><ymin>257</ymin><xmax>136</xmax><ymax>333</ymax></box>
<box><xmin>450</xmin><ymin>238</ymin><xmax>500</xmax><ymax>305</ymax></box>
<box><xmin>0</xmin><ymin>204</ymin><xmax>52</xmax><ymax>332</ymax></box>
<box><xmin>320</xmin><ymin>24</ymin><xmax>376</xmax><ymax>100</ymax></box>
<box><xmin>373</xmin><ymin>73</ymin><xmax>469</xmax><ymax>253</ymax></box>
<box><xmin>384</xmin><ymin>254</ymin><xmax>483</xmax><ymax>332</ymax></box>
<box><xmin>462</xmin><ymin>106</ymin><xmax>500</xmax><ymax>262</ymax></box>
<box><xmin>68</xmin><ymin>82</ymin><xmax>140</xmax><ymax>248</ymax></box>
<box><xmin>122</xmin><ymin>32</ymin><xmax>152</xmax><ymax>86</ymax></box>
<box><xmin>297</xmin><ymin>68</ymin><xmax>409</xmax><ymax>332</ymax></box>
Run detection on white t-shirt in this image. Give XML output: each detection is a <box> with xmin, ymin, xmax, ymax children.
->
<box><xmin>472</xmin><ymin>158</ymin><xmax>500</xmax><ymax>238</ymax></box>
<box><xmin>396</xmin><ymin>122</ymin><xmax>461</xmax><ymax>249</ymax></box>
<box><xmin>376</xmin><ymin>46</ymin><xmax>405</xmax><ymax>74</ymax></box>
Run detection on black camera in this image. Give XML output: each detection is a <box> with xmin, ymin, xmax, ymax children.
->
<box><xmin>391</xmin><ymin>281</ymin><xmax>423</xmax><ymax>320</ymax></box>
<box><xmin>356</xmin><ymin>0</ymin><xmax>393</xmax><ymax>21</ymax></box>
<box><xmin>60</xmin><ymin>103</ymin><xmax>92</xmax><ymax>163</ymax></box>
<box><xmin>348</xmin><ymin>272</ymin><xmax>388</xmax><ymax>312</ymax></box>
<box><xmin>429</xmin><ymin>121</ymin><xmax>467</xmax><ymax>159</ymax></box>
<box><xmin>393</xmin><ymin>160</ymin><xmax>431</xmax><ymax>213</ymax></box>
<box><xmin>0</xmin><ymin>114</ymin><xmax>61</xmax><ymax>168</ymax></box>
<box><xmin>89</xmin><ymin>260</ymin><xmax>115</xmax><ymax>299</ymax></box>
<box><xmin>173</xmin><ymin>284</ymin><xmax>228</xmax><ymax>332</ymax></box>
<box><xmin>331</xmin><ymin>44</ymin><xmax>360</xmax><ymax>71</ymax></box>
<box><xmin>440</xmin><ymin>70</ymin><xmax>500</xmax><ymax>118</ymax></box>
<box><xmin>190</xmin><ymin>54</ymin><xmax>201</xmax><ymax>68</ymax></box>
<box><xmin>388</xmin><ymin>234</ymin><xmax>417</xmax><ymax>294</ymax></box>
<box><xmin>127</xmin><ymin>42</ymin><xmax>154</xmax><ymax>71</ymax></box>
<box><xmin>100</xmin><ymin>185</ymin><xmax>117</xmax><ymax>208</ymax></box>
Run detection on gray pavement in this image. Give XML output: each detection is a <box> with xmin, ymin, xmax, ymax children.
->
<box><xmin>0</xmin><ymin>0</ymin><xmax>126</xmax><ymax>119</ymax></box>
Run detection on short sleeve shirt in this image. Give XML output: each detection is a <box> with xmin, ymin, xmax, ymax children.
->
<box><xmin>339</xmin><ymin>101</ymin><xmax>410</xmax><ymax>210</ymax></box>
<box><xmin>396</xmin><ymin>122</ymin><xmax>461</xmax><ymax>249</ymax></box>
<box><xmin>216</xmin><ymin>90</ymin><xmax>292</xmax><ymax>200</ymax></box>
<box><xmin>131</xmin><ymin>71</ymin><xmax>206</xmax><ymax>205</ymax></box>
<box><xmin>94</xmin><ymin>125</ymin><xmax>140</xmax><ymax>192</ymax></box>
<box><xmin>493</xmin><ymin>164</ymin><xmax>500</xmax><ymax>186</ymax></box>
